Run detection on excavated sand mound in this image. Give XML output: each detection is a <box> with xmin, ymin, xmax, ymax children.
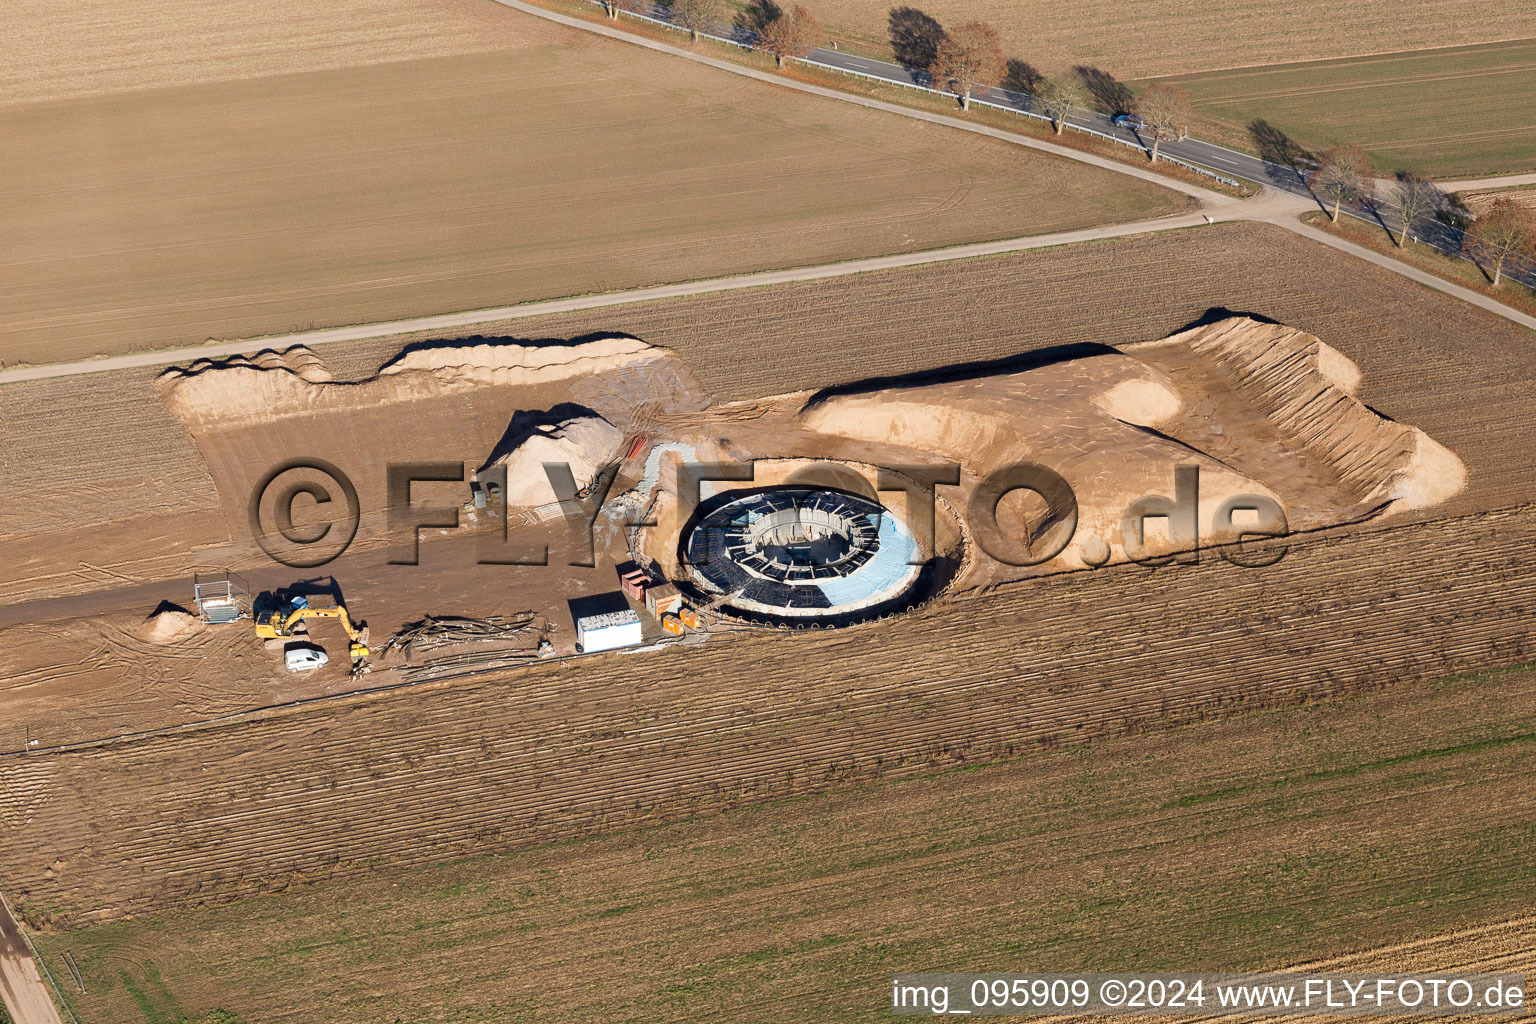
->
<box><xmin>380</xmin><ymin>336</ymin><xmax>656</xmax><ymax>386</ymax></box>
<box><xmin>1092</xmin><ymin>377</ymin><xmax>1182</xmax><ymax>427</ymax></box>
<box><xmin>799</xmin><ymin>316</ymin><xmax>1464</xmax><ymax>570</ymax></box>
<box><xmin>799</xmin><ymin>350</ymin><xmax>1271</xmax><ymax>568</ymax></box>
<box><xmin>1158</xmin><ymin>318</ymin><xmax>1466</xmax><ymax>512</ymax></box>
<box><xmin>159</xmin><ymin>336</ymin><xmax>674</xmax><ymax>431</ymax></box>
<box><xmin>141</xmin><ymin>606</ymin><xmax>201</xmax><ymax>644</ymax></box>
<box><xmin>482</xmin><ymin>412</ymin><xmax>624</xmax><ymax>507</ymax></box>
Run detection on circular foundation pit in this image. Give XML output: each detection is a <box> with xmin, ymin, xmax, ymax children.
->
<box><xmin>681</xmin><ymin>487</ymin><xmax>923</xmax><ymax>624</ymax></box>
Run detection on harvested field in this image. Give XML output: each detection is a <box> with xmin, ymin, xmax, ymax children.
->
<box><xmin>0</xmin><ymin>13</ymin><xmax>1181</xmax><ymax>368</ymax></box>
<box><xmin>0</xmin><ymin>0</ymin><xmax>525</xmax><ymax>107</ymax></box>
<box><xmin>1152</xmin><ymin>40</ymin><xmax>1536</xmax><ymax>177</ymax></box>
<box><xmin>25</xmin><ymin>664</ymin><xmax>1536</xmax><ymax>1023</ymax></box>
<box><xmin>1</xmin><ymin>223</ymin><xmax>1533</xmax><ymax>938</ymax></box>
<box><xmin>796</xmin><ymin>0</ymin><xmax>1530</xmax><ymax>78</ymax></box>
<box><xmin>1298</xmin><ymin>210</ymin><xmax>1536</xmax><ymax>318</ymax></box>
<box><xmin>1288</xmin><ymin>917</ymin><xmax>1536</xmax><ymax>979</ymax></box>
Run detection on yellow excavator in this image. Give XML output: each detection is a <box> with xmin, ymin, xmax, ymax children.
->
<box><xmin>255</xmin><ymin>595</ymin><xmax>370</xmax><ymax>667</ymax></box>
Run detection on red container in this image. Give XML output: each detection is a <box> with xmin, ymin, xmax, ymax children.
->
<box><xmin>619</xmin><ymin>569</ymin><xmax>650</xmax><ymax>603</ymax></box>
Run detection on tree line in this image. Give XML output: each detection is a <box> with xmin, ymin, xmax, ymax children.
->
<box><xmin>1304</xmin><ymin>144</ymin><xmax>1536</xmax><ymax>286</ymax></box>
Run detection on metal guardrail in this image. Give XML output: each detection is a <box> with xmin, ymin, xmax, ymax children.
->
<box><xmin>598</xmin><ymin>1</ymin><xmax>754</xmax><ymax>49</ymax></box>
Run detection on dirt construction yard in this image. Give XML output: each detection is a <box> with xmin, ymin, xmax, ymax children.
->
<box><xmin>0</xmin><ymin>2</ymin><xmax>1181</xmax><ymax>368</ymax></box>
<box><xmin>4</xmin><ymin>1</ymin><xmax>1535</xmax><ymax>1021</ymax></box>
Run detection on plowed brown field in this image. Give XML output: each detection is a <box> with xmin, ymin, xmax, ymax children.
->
<box><xmin>24</xmin><ymin>664</ymin><xmax>1536</xmax><ymax>1022</ymax></box>
<box><xmin>3</xmin><ymin>502</ymin><xmax>1534</xmax><ymax>931</ymax></box>
<box><xmin>0</xmin><ymin>8</ymin><xmax>1180</xmax><ymax>367</ymax></box>
<box><xmin>1</xmin><ymin>0</ymin><xmax>526</xmax><ymax>106</ymax></box>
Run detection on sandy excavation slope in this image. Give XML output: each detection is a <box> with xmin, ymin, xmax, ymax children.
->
<box><xmin>1</xmin><ymin>222</ymin><xmax>1520</xmax><ymax>613</ymax></box>
<box><xmin>0</xmin><ymin>11</ymin><xmax>1182</xmax><ymax>367</ymax></box>
<box><xmin>158</xmin><ymin>335</ymin><xmax>679</xmax><ymax>431</ymax></box>
<box><xmin>157</xmin><ymin>335</ymin><xmax>708</xmax><ymax>546</ymax></box>
<box><xmin>162</xmin><ymin>315</ymin><xmax>1463</xmax><ymax>586</ymax></box>
<box><xmin>799</xmin><ymin>317</ymin><xmax>1465</xmax><ymax>573</ymax></box>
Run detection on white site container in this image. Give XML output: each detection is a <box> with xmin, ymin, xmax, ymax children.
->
<box><xmin>576</xmin><ymin>609</ymin><xmax>643</xmax><ymax>654</ymax></box>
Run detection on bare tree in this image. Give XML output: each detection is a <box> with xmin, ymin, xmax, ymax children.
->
<box><xmin>1307</xmin><ymin>143</ymin><xmax>1374</xmax><ymax>222</ymax></box>
<box><xmin>1133</xmin><ymin>83</ymin><xmax>1191</xmax><ymax>163</ymax></box>
<box><xmin>756</xmin><ymin>3</ymin><xmax>821</xmax><ymax>67</ymax></box>
<box><xmin>666</xmin><ymin>0</ymin><xmax>724</xmax><ymax>42</ymax></box>
<box><xmin>928</xmin><ymin>21</ymin><xmax>1005</xmax><ymax>111</ymax></box>
<box><xmin>1387</xmin><ymin>172</ymin><xmax>1443</xmax><ymax>247</ymax></box>
<box><xmin>1461</xmin><ymin>197</ymin><xmax>1536</xmax><ymax>286</ymax></box>
<box><xmin>600</xmin><ymin>0</ymin><xmax>642</xmax><ymax>19</ymax></box>
<box><xmin>1036</xmin><ymin>75</ymin><xmax>1088</xmax><ymax>135</ymax></box>
<box><xmin>737</xmin><ymin>0</ymin><xmax>780</xmax><ymax>34</ymax></box>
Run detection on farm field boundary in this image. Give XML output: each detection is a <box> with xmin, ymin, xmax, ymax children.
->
<box><xmin>497</xmin><ymin>0</ymin><xmax>1536</xmax><ymax>333</ymax></box>
<box><xmin>0</xmin><ymin>212</ymin><xmax>1210</xmax><ymax>386</ymax></box>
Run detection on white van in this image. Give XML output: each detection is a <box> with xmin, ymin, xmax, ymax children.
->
<box><xmin>284</xmin><ymin>644</ymin><xmax>329</xmax><ymax>672</ymax></box>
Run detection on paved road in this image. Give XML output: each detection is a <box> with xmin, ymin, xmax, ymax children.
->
<box><xmin>505</xmin><ymin>0</ymin><xmax>1536</xmax><ymax>331</ymax></box>
<box><xmin>807</xmin><ymin>49</ymin><xmax>1279</xmax><ymax>186</ymax></box>
<box><xmin>590</xmin><ymin>0</ymin><xmax>1302</xmax><ymax>187</ymax></box>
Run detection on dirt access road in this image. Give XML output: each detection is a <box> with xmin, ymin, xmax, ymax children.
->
<box><xmin>0</xmin><ymin>894</ymin><xmax>62</xmax><ymax>1024</ymax></box>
